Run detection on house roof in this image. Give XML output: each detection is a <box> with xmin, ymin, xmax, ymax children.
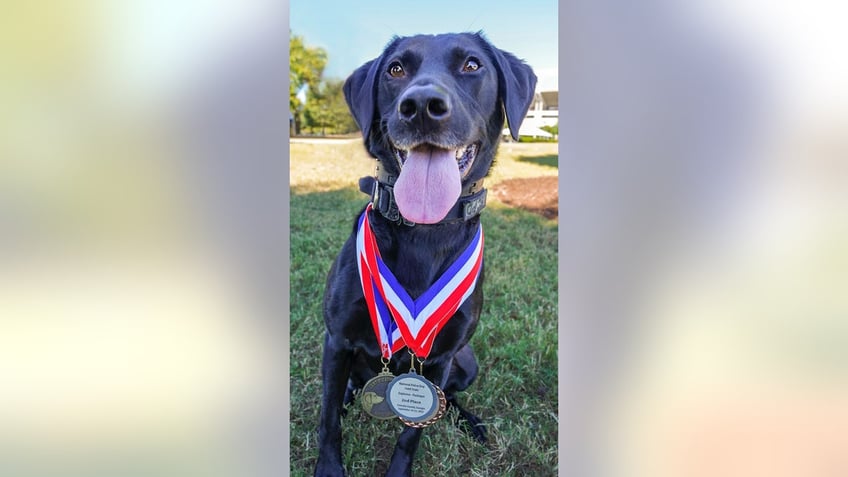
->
<box><xmin>538</xmin><ymin>91</ymin><xmax>558</xmax><ymax>109</ymax></box>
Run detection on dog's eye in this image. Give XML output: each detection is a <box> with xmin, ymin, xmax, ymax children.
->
<box><xmin>388</xmin><ymin>62</ymin><xmax>405</xmax><ymax>78</ymax></box>
<box><xmin>462</xmin><ymin>58</ymin><xmax>481</xmax><ymax>72</ymax></box>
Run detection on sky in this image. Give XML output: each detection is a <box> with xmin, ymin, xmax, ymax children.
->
<box><xmin>289</xmin><ymin>0</ymin><xmax>559</xmax><ymax>92</ymax></box>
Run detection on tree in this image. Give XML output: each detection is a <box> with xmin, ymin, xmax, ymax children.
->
<box><xmin>303</xmin><ymin>79</ymin><xmax>358</xmax><ymax>135</ymax></box>
<box><xmin>290</xmin><ymin>33</ymin><xmax>327</xmax><ymax>135</ymax></box>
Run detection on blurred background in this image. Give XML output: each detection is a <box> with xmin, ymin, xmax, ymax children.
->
<box><xmin>1</xmin><ymin>1</ymin><xmax>289</xmax><ymax>476</ymax></box>
<box><xmin>1</xmin><ymin>1</ymin><xmax>846</xmax><ymax>476</ymax></box>
<box><xmin>559</xmin><ymin>1</ymin><xmax>847</xmax><ymax>476</ymax></box>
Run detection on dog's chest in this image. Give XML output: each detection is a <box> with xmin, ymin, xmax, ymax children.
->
<box><xmin>375</xmin><ymin>223</ymin><xmax>476</xmax><ymax>299</ymax></box>
<box><xmin>378</xmin><ymin>234</ymin><xmax>464</xmax><ymax>299</ymax></box>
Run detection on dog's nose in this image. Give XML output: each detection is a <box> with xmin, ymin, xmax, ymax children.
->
<box><xmin>398</xmin><ymin>85</ymin><xmax>451</xmax><ymax>123</ymax></box>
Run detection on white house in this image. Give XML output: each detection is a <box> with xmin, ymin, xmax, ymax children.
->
<box><xmin>503</xmin><ymin>90</ymin><xmax>558</xmax><ymax>139</ymax></box>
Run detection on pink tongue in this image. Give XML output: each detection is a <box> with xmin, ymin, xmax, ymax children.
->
<box><xmin>393</xmin><ymin>146</ymin><xmax>461</xmax><ymax>224</ymax></box>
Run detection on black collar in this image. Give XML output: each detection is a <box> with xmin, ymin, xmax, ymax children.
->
<box><xmin>358</xmin><ymin>162</ymin><xmax>487</xmax><ymax>226</ymax></box>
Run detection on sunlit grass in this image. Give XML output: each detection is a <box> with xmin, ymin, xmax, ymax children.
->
<box><xmin>290</xmin><ymin>140</ymin><xmax>558</xmax><ymax>193</ymax></box>
<box><xmin>289</xmin><ymin>139</ymin><xmax>558</xmax><ymax>476</ymax></box>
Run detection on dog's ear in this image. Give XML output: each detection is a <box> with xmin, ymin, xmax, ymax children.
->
<box><xmin>486</xmin><ymin>42</ymin><xmax>538</xmax><ymax>140</ymax></box>
<box><xmin>343</xmin><ymin>58</ymin><xmax>382</xmax><ymax>142</ymax></box>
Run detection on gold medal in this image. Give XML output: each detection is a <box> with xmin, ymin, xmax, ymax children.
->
<box><xmin>359</xmin><ymin>360</ymin><xmax>397</xmax><ymax>419</ymax></box>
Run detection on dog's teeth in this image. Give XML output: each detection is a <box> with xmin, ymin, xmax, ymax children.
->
<box><xmin>455</xmin><ymin>145</ymin><xmax>472</xmax><ymax>161</ymax></box>
<box><xmin>454</xmin><ymin>144</ymin><xmax>479</xmax><ymax>175</ymax></box>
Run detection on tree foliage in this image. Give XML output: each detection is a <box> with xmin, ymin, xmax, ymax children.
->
<box><xmin>290</xmin><ymin>33</ymin><xmax>327</xmax><ymax>110</ymax></box>
<box><xmin>290</xmin><ymin>33</ymin><xmax>327</xmax><ymax>134</ymax></box>
<box><xmin>290</xmin><ymin>32</ymin><xmax>358</xmax><ymax>136</ymax></box>
<box><xmin>303</xmin><ymin>78</ymin><xmax>358</xmax><ymax>135</ymax></box>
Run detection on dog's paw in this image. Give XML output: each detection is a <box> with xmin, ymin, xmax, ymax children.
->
<box><xmin>460</xmin><ymin>411</ymin><xmax>488</xmax><ymax>444</ymax></box>
<box><xmin>447</xmin><ymin>397</ymin><xmax>488</xmax><ymax>444</ymax></box>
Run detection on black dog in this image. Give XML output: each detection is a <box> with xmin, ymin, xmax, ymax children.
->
<box><xmin>315</xmin><ymin>32</ymin><xmax>536</xmax><ymax>477</ymax></box>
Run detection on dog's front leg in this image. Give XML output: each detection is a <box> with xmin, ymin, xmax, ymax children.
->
<box><xmin>314</xmin><ymin>332</ymin><xmax>353</xmax><ymax>477</ymax></box>
<box><xmin>384</xmin><ymin>426</ymin><xmax>423</xmax><ymax>477</ymax></box>
<box><xmin>384</xmin><ymin>361</ymin><xmax>451</xmax><ymax>477</ymax></box>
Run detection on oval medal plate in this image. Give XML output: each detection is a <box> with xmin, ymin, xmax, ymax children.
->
<box><xmin>386</xmin><ymin>373</ymin><xmax>444</xmax><ymax>423</ymax></box>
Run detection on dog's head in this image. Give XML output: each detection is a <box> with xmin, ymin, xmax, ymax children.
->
<box><xmin>344</xmin><ymin>32</ymin><xmax>536</xmax><ymax>224</ymax></box>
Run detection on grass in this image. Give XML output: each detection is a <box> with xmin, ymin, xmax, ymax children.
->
<box><xmin>517</xmin><ymin>154</ymin><xmax>559</xmax><ymax>169</ymax></box>
<box><xmin>290</xmin><ymin>140</ymin><xmax>558</xmax><ymax>476</ymax></box>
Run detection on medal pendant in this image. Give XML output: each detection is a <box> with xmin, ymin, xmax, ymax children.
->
<box><xmin>386</xmin><ymin>373</ymin><xmax>447</xmax><ymax>427</ymax></box>
<box><xmin>360</xmin><ymin>369</ymin><xmax>397</xmax><ymax>420</ymax></box>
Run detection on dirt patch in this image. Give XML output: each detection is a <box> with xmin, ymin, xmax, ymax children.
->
<box><xmin>490</xmin><ymin>176</ymin><xmax>558</xmax><ymax>220</ymax></box>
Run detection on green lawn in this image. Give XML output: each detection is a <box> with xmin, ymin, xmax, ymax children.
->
<box><xmin>290</xmin><ymin>140</ymin><xmax>558</xmax><ymax>476</ymax></box>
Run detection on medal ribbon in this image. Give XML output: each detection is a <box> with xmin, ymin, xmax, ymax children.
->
<box><xmin>356</xmin><ymin>204</ymin><xmax>484</xmax><ymax>359</ymax></box>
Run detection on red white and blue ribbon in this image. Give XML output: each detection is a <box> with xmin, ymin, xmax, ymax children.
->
<box><xmin>356</xmin><ymin>204</ymin><xmax>484</xmax><ymax>359</ymax></box>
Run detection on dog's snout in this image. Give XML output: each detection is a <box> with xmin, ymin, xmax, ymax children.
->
<box><xmin>398</xmin><ymin>86</ymin><xmax>451</xmax><ymax>123</ymax></box>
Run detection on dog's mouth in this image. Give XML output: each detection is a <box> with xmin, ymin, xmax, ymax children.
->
<box><xmin>387</xmin><ymin>142</ymin><xmax>480</xmax><ymax>224</ymax></box>
<box><xmin>393</xmin><ymin>142</ymin><xmax>479</xmax><ymax>178</ymax></box>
